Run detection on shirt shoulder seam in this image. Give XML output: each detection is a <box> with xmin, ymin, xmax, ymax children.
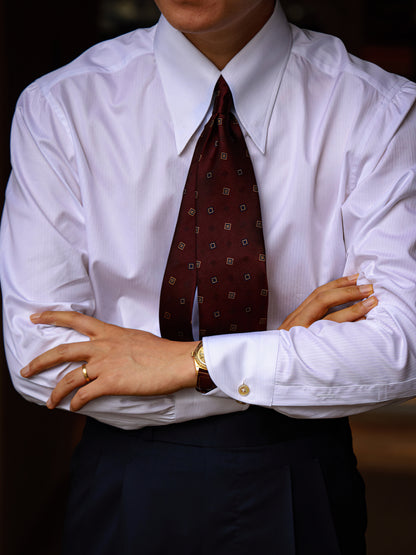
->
<box><xmin>29</xmin><ymin>27</ymin><xmax>157</xmax><ymax>95</ymax></box>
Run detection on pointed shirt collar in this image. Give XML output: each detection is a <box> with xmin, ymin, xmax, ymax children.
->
<box><xmin>154</xmin><ymin>2</ymin><xmax>292</xmax><ymax>154</ymax></box>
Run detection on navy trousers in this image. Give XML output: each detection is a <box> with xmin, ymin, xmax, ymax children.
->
<box><xmin>63</xmin><ymin>407</ymin><xmax>367</xmax><ymax>554</ymax></box>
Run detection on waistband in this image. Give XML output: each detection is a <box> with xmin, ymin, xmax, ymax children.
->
<box><xmin>83</xmin><ymin>406</ymin><xmax>351</xmax><ymax>449</ymax></box>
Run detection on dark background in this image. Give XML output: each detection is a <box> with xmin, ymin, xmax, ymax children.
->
<box><xmin>0</xmin><ymin>1</ymin><xmax>415</xmax><ymax>553</ymax></box>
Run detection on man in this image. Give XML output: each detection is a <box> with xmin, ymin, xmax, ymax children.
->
<box><xmin>1</xmin><ymin>1</ymin><xmax>416</xmax><ymax>553</ymax></box>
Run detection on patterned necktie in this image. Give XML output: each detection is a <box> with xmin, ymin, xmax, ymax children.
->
<box><xmin>159</xmin><ymin>76</ymin><xmax>268</xmax><ymax>341</ymax></box>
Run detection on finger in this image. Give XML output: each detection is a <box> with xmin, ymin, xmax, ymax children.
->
<box><xmin>69</xmin><ymin>376</ymin><xmax>115</xmax><ymax>411</ymax></box>
<box><xmin>296</xmin><ymin>284</ymin><xmax>374</xmax><ymax>324</ymax></box>
<box><xmin>324</xmin><ymin>296</ymin><xmax>378</xmax><ymax>323</ymax></box>
<box><xmin>314</xmin><ymin>274</ymin><xmax>360</xmax><ymax>293</ymax></box>
<box><xmin>287</xmin><ymin>274</ymin><xmax>360</xmax><ymax>318</ymax></box>
<box><xmin>278</xmin><ymin>284</ymin><xmax>374</xmax><ymax>330</ymax></box>
<box><xmin>46</xmin><ymin>365</ymin><xmax>95</xmax><ymax>409</ymax></box>
<box><xmin>299</xmin><ymin>284</ymin><xmax>373</xmax><ymax>325</ymax></box>
<box><xmin>313</xmin><ymin>283</ymin><xmax>374</xmax><ymax>311</ymax></box>
<box><xmin>21</xmin><ymin>340</ymin><xmax>95</xmax><ymax>377</ymax></box>
<box><xmin>29</xmin><ymin>311</ymin><xmax>109</xmax><ymax>338</ymax></box>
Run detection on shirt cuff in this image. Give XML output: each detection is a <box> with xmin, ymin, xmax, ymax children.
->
<box><xmin>202</xmin><ymin>330</ymin><xmax>279</xmax><ymax>406</ymax></box>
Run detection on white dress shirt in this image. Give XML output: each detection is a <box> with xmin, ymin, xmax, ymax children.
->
<box><xmin>1</xmin><ymin>3</ymin><xmax>416</xmax><ymax>429</ymax></box>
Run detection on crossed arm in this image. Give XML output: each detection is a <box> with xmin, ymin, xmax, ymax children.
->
<box><xmin>20</xmin><ymin>275</ymin><xmax>376</xmax><ymax>412</ymax></box>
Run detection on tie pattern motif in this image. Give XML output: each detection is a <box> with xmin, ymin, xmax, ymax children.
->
<box><xmin>159</xmin><ymin>77</ymin><xmax>268</xmax><ymax>341</ymax></box>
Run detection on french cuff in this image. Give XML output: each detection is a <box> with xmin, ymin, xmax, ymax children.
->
<box><xmin>202</xmin><ymin>330</ymin><xmax>279</xmax><ymax>406</ymax></box>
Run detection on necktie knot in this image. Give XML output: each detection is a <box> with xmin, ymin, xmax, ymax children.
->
<box><xmin>213</xmin><ymin>76</ymin><xmax>233</xmax><ymax>118</ymax></box>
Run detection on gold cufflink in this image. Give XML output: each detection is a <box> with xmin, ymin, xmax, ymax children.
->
<box><xmin>238</xmin><ymin>384</ymin><xmax>250</xmax><ymax>396</ymax></box>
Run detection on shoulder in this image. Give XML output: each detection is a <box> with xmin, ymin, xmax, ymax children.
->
<box><xmin>16</xmin><ymin>25</ymin><xmax>158</xmax><ymax>110</ymax></box>
<box><xmin>289</xmin><ymin>24</ymin><xmax>416</xmax><ymax>104</ymax></box>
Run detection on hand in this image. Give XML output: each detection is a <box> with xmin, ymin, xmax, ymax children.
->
<box><xmin>21</xmin><ymin>312</ymin><xmax>198</xmax><ymax>411</ymax></box>
<box><xmin>278</xmin><ymin>274</ymin><xmax>377</xmax><ymax>331</ymax></box>
<box><xmin>21</xmin><ymin>275</ymin><xmax>376</xmax><ymax>411</ymax></box>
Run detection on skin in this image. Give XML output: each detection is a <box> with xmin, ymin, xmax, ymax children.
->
<box><xmin>154</xmin><ymin>0</ymin><xmax>276</xmax><ymax>69</ymax></box>
<box><xmin>21</xmin><ymin>275</ymin><xmax>377</xmax><ymax>412</ymax></box>
<box><xmin>19</xmin><ymin>3</ymin><xmax>379</xmax><ymax>411</ymax></box>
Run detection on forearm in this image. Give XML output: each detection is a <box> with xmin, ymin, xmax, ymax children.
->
<box><xmin>3</xmin><ymin>313</ymin><xmax>174</xmax><ymax>429</ymax></box>
<box><xmin>203</xmin><ymin>305</ymin><xmax>416</xmax><ymax>418</ymax></box>
<box><xmin>7</xmin><ymin>350</ymin><xmax>174</xmax><ymax>429</ymax></box>
<box><xmin>6</xmin><ymin>322</ymin><xmax>245</xmax><ymax>430</ymax></box>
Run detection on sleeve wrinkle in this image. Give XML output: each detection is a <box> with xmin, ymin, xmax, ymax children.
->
<box><xmin>15</xmin><ymin>89</ymin><xmax>82</xmax><ymax>205</ymax></box>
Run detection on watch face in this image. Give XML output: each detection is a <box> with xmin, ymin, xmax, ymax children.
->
<box><xmin>198</xmin><ymin>347</ymin><xmax>205</xmax><ymax>365</ymax></box>
<box><xmin>196</xmin><ymin>344</ymin><xmax>207</xmax><ymax>368</ymax></box>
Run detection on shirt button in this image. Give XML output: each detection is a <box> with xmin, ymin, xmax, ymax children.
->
<box><xmin>238</xmin><ymin>384</ymin><xmax>250</xmax><ymax>396</ymax></box>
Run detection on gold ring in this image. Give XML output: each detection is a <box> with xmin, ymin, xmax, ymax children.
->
<box><xmin>82</xmin><ymin>364</ymin><xmax>91</xmax><ymax>383</ymax></box>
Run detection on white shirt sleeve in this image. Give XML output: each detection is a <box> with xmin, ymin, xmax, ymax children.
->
<box><xmin>0</xmin><ymin>88</ymin><xmax>176</xmax><ymax>430</ymax></box>
<box><xmin>204</xmin><ymin>84</ymin><xmax>416</xmax><ymax>418</ymax></box>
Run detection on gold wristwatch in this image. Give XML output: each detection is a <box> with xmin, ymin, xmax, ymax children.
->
<box><xmin>192</xmin><ymin>341</ymin><xmax>215</xmax><ymax>393</ymax></box>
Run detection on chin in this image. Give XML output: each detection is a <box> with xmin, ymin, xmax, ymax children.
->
<box><xmin>155</xmin><ymin>0</ymin><xmax>243</xmax><ymax>34</ymax></box>
<box><xmin>155</xmin><ymin>0</ymin><xmax>274</xmax><ymax>41</ymax></box>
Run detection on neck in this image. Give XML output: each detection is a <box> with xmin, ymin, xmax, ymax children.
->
<box><xmin>183</xmin><ymin>2</ymin><xmax>275</xmax><ymax>70</ymax></box>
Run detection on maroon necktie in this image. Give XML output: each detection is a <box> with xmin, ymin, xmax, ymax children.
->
<box><xmin>159</xmin><ymin>77</ymin><xmax>268</xmax><ymax>341</ymax></box>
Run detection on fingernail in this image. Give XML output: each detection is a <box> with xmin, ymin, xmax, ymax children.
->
<box><xmin>363</xmin><ymin>296</ymin><xmax>377</xmax><ymax>308</ymax></box>
<box><xmin>46</xmin><ymin>398</ymin><xmax>53</xmax><ymax>409</ymax></box>
<box><xmin>347</xmin><ymin>273</ymin><xmax>359</xmax><ymax>281</ymax></box>
<box><xmin>359</xmin><ymin>284</ymin><xmax>373</xmax><ymax>295</ymax></box>
<box><xmin>30</xmin><ymin>313</ymin><xmax>42</xmax><ymax>322</ymax></box>
<box><xmin>20</xmin><ymin>366</ymin><xmax>30</xmax><ymax>377</ymax></box>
